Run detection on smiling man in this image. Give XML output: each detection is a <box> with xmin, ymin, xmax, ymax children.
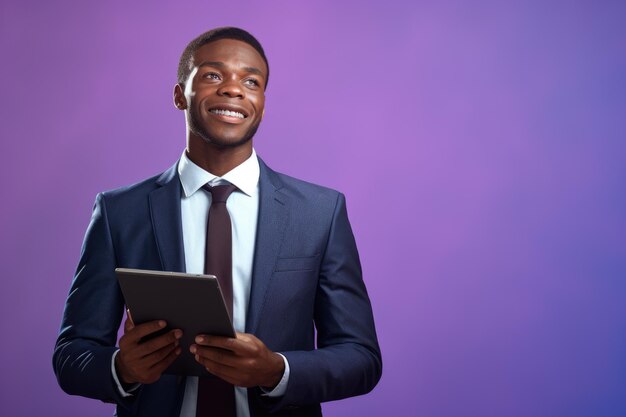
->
<box><xmin>53</xmin><ymin>27</ymin><xmax>381</xmax><ymax>417</ymax></box>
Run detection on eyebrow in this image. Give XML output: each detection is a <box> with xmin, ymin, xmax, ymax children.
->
<box><xmin>198</xmin><ymin>61</ymin><xmax>264</xmax><ymax>78</ymax></box>
<box><xmin>242</xmin><ymin>66</ymin><xmax>264</xmax><ymax>77</ymax></box>
<box><xmin>198</xmin><ymin>61</ymin><xmax>225</xmax><ymax>69</ymax></box>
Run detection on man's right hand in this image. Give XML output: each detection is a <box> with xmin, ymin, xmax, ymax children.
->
<box><xmin>115</xmin><ymin>315</ymin><xmax>182</xmax><ymax>385</ymax></box>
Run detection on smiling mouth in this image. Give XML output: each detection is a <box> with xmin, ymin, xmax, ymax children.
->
<box><xmin>210</xmin><ymin>109</ymin><xmax>246</xmax><ymax>119</ymax></box>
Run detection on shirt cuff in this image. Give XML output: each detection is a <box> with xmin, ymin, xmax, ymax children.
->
<box><xmin>260</xmin><ymin>353</ymin><xmax>290</xmax><ymax>397</ymax></box>
<box><xmin>111</xmin><ymin>349</ymin><xmax>141</xmax><ymax>397</ymax></box>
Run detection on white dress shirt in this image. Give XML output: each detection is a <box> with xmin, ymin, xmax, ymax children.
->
<box><xmin>111</xmin><ymin>149</ymin><xmax>289</xmax><ymax>417</ymax></box>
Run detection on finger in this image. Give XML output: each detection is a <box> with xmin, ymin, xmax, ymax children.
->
<box><xmin>129</xmin><ymin>344</ymin><xmax>182</xmax><ymax>385</ymax></box>
<box><xmin>136</xmin><ymin>329</ymin><xmax>182</xmax><ymax>357</ymax></box>
<box><xmin>121</xmin><ymin>327</ymin><xmax>180</xmax><ymax>358</ymax></box>
<box><xmin>205</xmin><ymin>362</ymin><xmax>240</xmax><ymax>383</ymax></box>
<box><xmin>124</xmin><ymin>315</ymin><xmax>134</xmax><ymax>332</ymax></box>
<box><xmin>191</xmin><ymin>345</ymin><xmax>239</xmax><ymax>368</ymax></box>
<box><xmin>199</xmin><ymin>333</ymin><xmax>264</xmax><ymax>358</ymax></box>
<box><xmin>126</xmin><ymin>309</ymin><xmax>135</xmax><ymax>326</ymax></box>
<box><xmin>125</xmin><ymin>320</ymin><xmax>167</xmax><ymax>343</ymax></box>
<box><xmin>195</xmin><ymin>334</ymin><xmax>240</xmax><ymax>352</ymax></box>
<box><xmin>142</xmin><ymin>339</ymin><xmax>180</xmax><ymax>368</ymax></box>
<box><xmin>199</xmin><ymin>355</ymin><xmax>263</xmax><ymax>388</ymax></box>
<box><xmin>151</xmin><ymin>345</ymin><xmax>182</xmax><ymax>375</ymax></box>
<box><xmin>194</xmin><ymin>353</ymin><xmax>240</xmax><ymax>380</ymax></box>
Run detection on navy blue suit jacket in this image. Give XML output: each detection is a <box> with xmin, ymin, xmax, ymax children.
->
<box><xmin>53</xmin><ymin>159</ymin><xmax>381</xmax><ymax>417</ymax></box>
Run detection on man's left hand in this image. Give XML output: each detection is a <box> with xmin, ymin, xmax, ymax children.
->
<box><xmin>190</xmin><ymin>332</ymin><xmax>285</xmax><ymax>389</ymax></box>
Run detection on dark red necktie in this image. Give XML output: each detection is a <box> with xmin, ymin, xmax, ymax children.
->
<box><xmin>196</xmin><ymin>183</ymin><xmax>237</xmax><ymax>417</ymax></box>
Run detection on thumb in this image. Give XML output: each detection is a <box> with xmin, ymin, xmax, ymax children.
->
<box><xmin>125</xmin><ymin>309</ymin><xmax>135</xmax><ymax>331</ymax></box>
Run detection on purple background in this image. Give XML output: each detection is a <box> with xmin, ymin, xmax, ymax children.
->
<box><xmin>1</xmin><ymin>1</ymin><xmax>625</xmax><ymax>416</ymax></box>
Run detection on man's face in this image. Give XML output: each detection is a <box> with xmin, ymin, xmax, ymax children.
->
<box><xmin>182</xmin><ymin>39</ymin><xmax>267</xmax><ymax>148</ymax></box>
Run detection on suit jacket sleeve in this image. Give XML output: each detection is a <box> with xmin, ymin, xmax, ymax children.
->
<box><xmin>52</xmin><ymin>193</ymin><xmax>137</xmax><ymax>409</ymax></box>
<box><xmin>276</xmin><ymin>192</ymin><xmax>382</xmax><ymax>408</ymax></box>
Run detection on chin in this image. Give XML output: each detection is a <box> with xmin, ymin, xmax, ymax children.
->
<box><xmin>193</xmin><ymin>129</ymin><xmax>252</xmax><ymax>149</ymax></box>
<box><xmin>197</xmin><ymin>124</ymin><xmax>260</xmax><ymax>149</ymax></box>
<box><xmin>210</xmin><ymin>136</ymin><xmax>252</xmax><ymax>149</ymax></box>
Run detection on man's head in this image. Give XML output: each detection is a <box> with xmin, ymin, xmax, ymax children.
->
<box><xmin>177</xmin><ymin>27</ymin><xmax>269</xmax><ymax>89</ymax></box>
<box><xmin>174</xmin><ymin>27</ymin><xmax>269</xmax><ymax>151</ymax></box>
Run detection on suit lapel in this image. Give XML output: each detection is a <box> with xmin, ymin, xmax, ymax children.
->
<box><xmin>246</xmin><ymin>160</ymin><xmax>289</xmax><ymax>334</ymax></box>
<box><xmin>149</xmin><ymin>164</ymin><xmax>186</xmax><ymax>273</ymax></box>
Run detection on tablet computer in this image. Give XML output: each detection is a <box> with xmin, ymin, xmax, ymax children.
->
<box><xmin>115</xmin><ymin>268</ymin><xmax>235</xmax><ymax>376</ymax></box>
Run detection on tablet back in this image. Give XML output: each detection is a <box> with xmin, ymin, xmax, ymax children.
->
<box><xmin>116</xmin><ymin>268</ymin><xmax>235</xmax><ymax>376</ymax></box>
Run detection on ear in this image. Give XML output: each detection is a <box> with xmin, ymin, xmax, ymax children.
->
<box><xmin>173</xmin><ymin>84</ymin><xmax>187</xmax><ymax>110</ymax></box>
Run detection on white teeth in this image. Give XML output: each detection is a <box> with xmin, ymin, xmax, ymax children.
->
<box><xmin>210</xmin><ymin>109</ymin><xmax>245</xmax><ymax>118</ymax></box>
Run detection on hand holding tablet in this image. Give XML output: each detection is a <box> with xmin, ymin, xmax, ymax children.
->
<box><xmin>115</xmin><ymin>268</ymin><xmax>235</xmax><ymax>377</ymax></box>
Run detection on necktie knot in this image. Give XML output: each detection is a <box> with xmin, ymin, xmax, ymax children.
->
<box><xmin>203</xmin><ymin>183</ymin><xmax>237</xmax><ymax>203</ymax></box>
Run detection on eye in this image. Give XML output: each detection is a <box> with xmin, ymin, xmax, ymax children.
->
<box><xmin>203</xmin><ymin>72</ymin><xmax>221</xmax><ymax>81</ymax></box>
<box><xmin>244</xmin><ymin>78</ymin><xmax>260</xmax><ymax>88</ymax></box>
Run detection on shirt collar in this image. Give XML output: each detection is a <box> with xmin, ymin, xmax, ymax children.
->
<box><xmin>178</xmin><ymin>149</ymin><xmax>260</xmax><ymax>197</ymax></box>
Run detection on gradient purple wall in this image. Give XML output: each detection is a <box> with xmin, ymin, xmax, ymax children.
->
<box><xmin>1</xmin><ymin>1</ymin><xmax>625</xmax><ymax>416</ymax></box>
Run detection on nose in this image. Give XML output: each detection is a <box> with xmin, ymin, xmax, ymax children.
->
<box><xmin>217</xmin><ymin>78</ymin><xmax>244</xmax><ymax>99</ymax></box>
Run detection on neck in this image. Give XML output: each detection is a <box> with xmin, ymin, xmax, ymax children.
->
<box><xmin>186</xmin><ymin>134</ymin><xmax>253</xmax><ymax>177</ymax></box>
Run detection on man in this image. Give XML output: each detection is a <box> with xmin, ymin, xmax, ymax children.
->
<box><xmin>53</xmin><ymin>27</ymin><xmax>381</xmax><ymax>417</ymax></box>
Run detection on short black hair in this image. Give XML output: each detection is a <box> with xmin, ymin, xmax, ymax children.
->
<box><xmin>177</xmin><ymin>27</ymin><xmax>269</xmax><ymax>88</ymax></box>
